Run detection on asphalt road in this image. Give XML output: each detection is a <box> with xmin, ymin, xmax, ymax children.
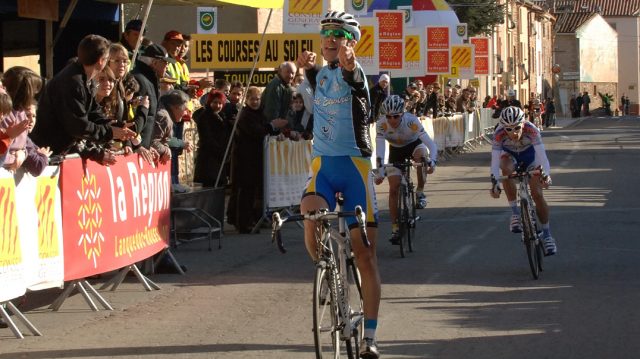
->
<box><xmin>2</xmin><ymin>116</ymin><xmax>640</xmax><ymax>359</ymax></box>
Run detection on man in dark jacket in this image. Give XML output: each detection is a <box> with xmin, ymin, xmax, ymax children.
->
<box><xmin>369</xmin><ymin>74</ymin><xmax>389</xmax><ymax>122</ymax></box>
<box><xmin>131</xmin><ymin>44</ymin><xmax>174</xmax><ymax>149</ymax></box>
<box><xmin>261</xmin><ymin>61</ymin><xmax>296</xmax><ymax>131</ymax></box>
<box><xmin>32</xmin><ymin>34</ymin><xmax>135</xmax><ymax>159</ymax></box>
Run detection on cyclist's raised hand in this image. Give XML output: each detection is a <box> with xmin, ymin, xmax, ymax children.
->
<box><xmin>338</xmin><ymin>44</ymin><xmax>356</xmax><ymax>71</ymax></box>
<box><xmin>296</xmin><ymin>51</ymin><xmax>316</xmax><ymax>70</ymax></box>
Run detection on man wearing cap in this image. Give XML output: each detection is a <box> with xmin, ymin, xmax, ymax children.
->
<box><xmin>369</xmin><ymin>74</ymin><xmax>389</xmax><ymax>122</ymax></box>
<box><xmin>403</xmin><ymin>82</ymin><xmax>419</xmax><ymax>114</ymax></box>
<box><xmin>492</xmin><ymin>89</ymin><xmax>522</xmax><ymax>119</ymax></box>
<box><xmin>120</xmin><ymin>19</ymin><xmax>146</xmax><ymax>61</ymax></box>
<box><xmin>162</xmin><ymin>30</ymin><xmax>186</xmax><ymax>87</ymax></box>
<box><xmin>131</xmin><ymin>43</ymin><xmax>175</xmax><ymax>149</ymax></box>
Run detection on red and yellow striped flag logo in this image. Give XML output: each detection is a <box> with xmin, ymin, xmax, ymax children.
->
<box><xmin>0</xmin><ymin>178</ymin><xmax>21</xmax><ymax>266</ymax></box>
<box><xmin>355</xmin><ymin>26</ymin><xmax>375</xmax><ymax>56</ymax></box>
<box><xmin>289</xmin><ymin>0</ymin><xmax>322</xmax><ymax>15</ymax></box>
<box><xmin>36</xmin><ymin>175</ymin><xmax>60</xmax><ymax>259</ymax></box>
<box><xmin>405</xmin><ymin>35</ymin><xmax>421</xmax><ymax>61</ymax></box>
<box><xmin>451</xmin><ymin>45</ymin><xmax>472</xmax><ymax>67</ymax></box>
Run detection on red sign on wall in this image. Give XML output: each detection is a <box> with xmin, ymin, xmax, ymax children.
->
<box><xmin>379</xmin><ymin>41</ymin><xmax>404</xmax><ymax>69</ymax></box>
<box><xmin>427</xmin><ymin>50</ymin><xmax>450</xmax><ymax>73</ymax></box>
<box><xmin>426</xmin><ymin>26</ymin><xmax>449</xmax><ymax>50</ymax></box>
<box><xmin>475</xmin><ymin>56</ymin><xmax>489</xmax><ymax>75</ymax></box>
<box><xmin>60</xmin><ymin>156</ymin><xmax>170</xmax><ymax>280</ymax></box>
<box><xmin>375</xmin><ymin>11</ymin><xmax>404</xmax><ymax>41</ymax></box>
<box><xmin>470</xmin><ymin>37</ymin><xmax>490</xmax><ymax>56</ymax></box>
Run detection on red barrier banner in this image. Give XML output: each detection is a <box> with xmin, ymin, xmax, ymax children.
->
<box><xmin>60</xmin><ymin>156</ymin><xmax>170</xmax><ymax>281</ymax></box>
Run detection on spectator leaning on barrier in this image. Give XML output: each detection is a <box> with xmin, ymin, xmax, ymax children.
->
<box><xmin>425</xmin><ymin>82</ymin><xmax>440</xmax><ymax>118</ymax></box>
<box><xmin>31</xmin><ymin>35</ymin><xmax>135</xmax><ymax>162</ymax></box>
<box><xmin>262</xmin><ymin>61</ymin><xmax>297</xmax><ymax>133</ymax></box>
<box><xmin>0</xmin><ymin>66</ymin><xmax>42</xmax><ymax>173</ymax></box>
<box><xmin>467</xmin><ymin>86</ymin><xmax>478</xmax><ymax>113</ymax></box>
<box><xmin>131</xmin><ymin>43</ymin><xmax>174</xmax><ymax>149</ymax></box>
<box><xmin>227</xmin><ymin>86</ymin><xmax>274</xmax><ymax>233</ymax></box>
<box><xmin>21</xmin><ymin>104</ymin><xmax>51</xmax><ymax>176</ymax></box>
<box><xmin>285</xmin><ymin>92</ymin><xmax>313</xmax><ymax>140</ymax></box>
<box><xmin>402</xmin><ymin>82</ymin><xmax>419</xmax><ymax>114</ymax></box>
<box><xmin>0</xmin><ymin>88</ymin><xmax>24</xmax><ymax>158</ymax></box>
<box><xmin>455</xmin><ymin>88</ymin><xmax>470</xmax><ymax>113</ymax></box>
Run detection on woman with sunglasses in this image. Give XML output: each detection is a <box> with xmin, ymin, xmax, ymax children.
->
<box><xmin>489</xmin><ymin>106</ymin><xmax>557</xmax><ymax>255</ymax></box>
<box><xmin>296</xmin><ymin>10</ymin><xmax>382</xmax><ymax>358</ymax></box>
<box><xmin>373</xmin><ymin>95</ymin><xmax>438</xmax><ymax>243</ymax></box>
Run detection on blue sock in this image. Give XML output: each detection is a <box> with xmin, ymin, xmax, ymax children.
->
<box><xmin>509</xmin><ymin>201</ymin><xmax>519</xmax><ymax>216</ymax></box>
<box><xmin>542</xmin><ymin>223</ymin><xmax>551</xmax><ymax>237</ymax></box>
<box><xmin>364</xmin><ymin>319</ymin><xmax>377</xmax><ymax>339</ymax></box>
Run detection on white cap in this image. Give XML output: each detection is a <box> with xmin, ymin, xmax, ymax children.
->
<box><xmin>507</xmin><ymin>89</ymin><xmax>516</xmax><ymax>96</ymax></box>
<box><xmin>379</xmin><ymin>74</ymin><xmax>390</xmax><ymax>83</ymax></box>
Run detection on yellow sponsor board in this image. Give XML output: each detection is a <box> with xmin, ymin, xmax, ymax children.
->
<box><xmin>355</xmin><ymin>25</ymin><xmax>375</xmax><ymax>57</ymax></box>
<box><xmin>0</xmin><ymin>178</ymin><xmax>21</xmax><ymax>266</ymax></box>
<box><xmin>289</xmin><ymin>0</ymin><xmax>323</xmax><ymax>15</ymax></box>
<box><xmin>451</xmin><ymin>45</ymin><xmax>472</xmax><ymax>67</ymax></box>
<box><xmin>35</xmin><ymin>175</ymin><xmax>59</xmax><ymax>259</ymax></box>
<box><xmin>404</xmin><ymin>35</ymin><xmax>420</xmax><ymax>61</ymax></box>
<box><xmin>191</xmin><ymin>33</ymin><xmax>322</xmax><ymax>70</ymax></box>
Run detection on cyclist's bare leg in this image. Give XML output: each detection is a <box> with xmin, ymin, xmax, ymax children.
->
<box><xmin>499</xmin><ymin>157</ymin><xmax>517</xmax><ymax>201</ymax></box>
<box><xmin>387</xmin><ymin>175</ymin><xmax>401</xmax><ymax>225</ymax></box>
<box><xmin>350</xmin><ymin>225</ymin><xmax>381</xmax><ymax>320</ymax></box>
<box><xmin>412</xmin><ymin>149</ymin><xmax>428</xmax><ymax>189</ymax></box>
<box><xmin>529</xmin><ymin>175</ymin><xmax>549</xmax><ymax>223</ymax></box>
<box><xmin>301</xmin><ymin>194</ymin><xmax>330</xmax><ymax>261</ymax></box>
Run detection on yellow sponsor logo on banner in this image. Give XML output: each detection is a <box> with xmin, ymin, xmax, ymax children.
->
<box><xmin>191</xmin><ymin>33</ymin><xmax>322</xmax><ymax>70</ymax></box>
<box><xmin>76</xmin><ymin>173</ymin><xmax>104</xmax><ymax>268</ymax></box>
<box><xmin>289</xmin><ymin>0</ymin><xmax>322</xmax><ymax>15</ymax></box>
<box><xmin>355</xmin><ymin>25</ymin><xmax>375</xmax><ymax>57</ymax></box>
<box><xmin>451</xmin><ymin>45</ymin><xmax>472</xmax><ymax>67</ymax></box>
<box><xmin>0</xmin><ymin>178</ymin><xmax>21</xmax><ymax>266</ymax></box>
<box><xmin>405</xmin><ymin>35</ymin><xmax>420</xmax><ymax>61</ymax></box>
<box><xmin>35</xmin><ymin>175</ymin><xmax>60</xmax><ymax>259</ymax></box>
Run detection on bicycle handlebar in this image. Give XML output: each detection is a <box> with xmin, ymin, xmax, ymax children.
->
<box><xmin>271</xmin><ymin>206</ymin><xmax>370</xmax><ymax>254</ymax></box>
<box><xmin>496</xmin><ymin>168</ymin><xmax>544</xmax><ymax>181</ymax></box>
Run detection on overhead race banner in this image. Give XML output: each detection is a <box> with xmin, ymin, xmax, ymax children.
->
<box><xmin>191</xmin><ymin>33</ymin><xmax>322</xmax><ymax>70</ymax></box>
<box><xmin>374</xmin><ymin>10</ymin><xmax>404</xmax><ymax>71</ymax></box>
<box><xmin>197</xmin><ymin>7</ymin><xmax>218</xmax><ymax>34</ymax></box>
<box><xmin>214</xmin><ymin>70</ymin><xmax>277</xmax><ymax>87</ymax></box>
<box><xmin>403</xmin><ymin>28</ymin><xmax>425</xmax><ymax>77</ymax></box>
<box><xmin>450</xmin><ymin>44</ymin><xmax>475</xmax><ymax>79</ymax></box>
<box><xmin>354</xmin><ymin>17</ymin><xmax>379</xmax><ymax>74</ymax></box>
<box><xmin>284</xmin><ymin>0</ymin><xmax>328</xmax><ymax>33</ymax></box>
<box><xmin>60</xmin><ymin>156</ymin><xmax>170</xmax><ymax>281</ymax></box>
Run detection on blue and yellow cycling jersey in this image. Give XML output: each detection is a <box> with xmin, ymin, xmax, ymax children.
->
<box><xmin>306</xmin><ymin>62</ymin><xmax>372</xmax><ymax>158</ymax></box>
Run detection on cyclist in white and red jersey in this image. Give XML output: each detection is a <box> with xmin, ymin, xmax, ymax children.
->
<box><xmin>489</xmin><ymin>106</ymin><xmax>557</xmax><ymax>255</ymax></box>
<box><xmin>374</xmin><ymin>95</ymin><xmax>437</xmax><ymax>245</ymax></box>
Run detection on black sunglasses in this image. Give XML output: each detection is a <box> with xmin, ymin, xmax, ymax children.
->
<box><xmin>505</xmin><ymin>125</ymin><xmax>522</xmax><ymax>132</ymax></box>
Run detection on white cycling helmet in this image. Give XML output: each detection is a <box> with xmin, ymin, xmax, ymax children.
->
<box><xmin>381</xmin><ymin>95</ymin><xmax>405</xmax><ymax>115</ymax></box>
<box><xmin>500</xmin><ymin>106</ymin><xmax>525</xmax><ymax>127</ymax></box>
<box><xmin>321</xmin><ymin>10</ymin><xmax>361</xmax><ymax>41</ymax></box>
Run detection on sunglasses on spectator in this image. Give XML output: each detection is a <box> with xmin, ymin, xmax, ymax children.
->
<box><xmin>386</xmin><ymin>114</ymin><xmax>401</xmax><ymax>119</ymax></box>
<box><xmin>504</xmin><ymin>125</ymin><xmax>522</xmax><ymax>132</ymax></box>
<box><xmin>320</xmin><ymin>28</ymin><xmax>354</xmax><ymax>40</ymax></box>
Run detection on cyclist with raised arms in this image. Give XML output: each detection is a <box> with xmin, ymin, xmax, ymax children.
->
<box><xmin>297</xmin><ymin>10</ymin><xmax>381</xmax><ymax>358</ymax></box>
<box><xmin>490</xmin><ymin>106</ymin><xmax>557</xmax><ymax>255</ymax></box>
<box><xmin>373</xmin><ymin>95</ymin><xmax>437</xmax><ymax>245</ymax></box>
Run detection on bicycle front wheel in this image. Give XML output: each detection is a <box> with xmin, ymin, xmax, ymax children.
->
<box><xmin>313</xmin><ymin>263</ymin><xmax>339</xmax><ymax>359</ymax></box>
<box><xmin>407</xmin><ymin>187</ymin><xmax>416</xmax><ymax>252</ymax></box>
<box><xmin>344</xmin><ymin>257</ymin><xmax>363</xmax><ymax>359</ymax></box>
<box><xmin>521</xmin><ymin>199</ymin><xmax>540</xmax><ymax>279</ymax></box>
<box><xmin>398</xmin><ymin>184</ymin><xmax>409</xmax><ymax>258</ymax></box>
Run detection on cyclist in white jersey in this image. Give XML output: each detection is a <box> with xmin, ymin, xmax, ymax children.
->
<box><xmin>490</xmin><ymin>106</ymin><xmax>557</xmax><ymax>255</ymax></box>
<box><xmin>374</xmin><ymin>95</ymin><xmax>437</xmax><ymax>244</ymax></box>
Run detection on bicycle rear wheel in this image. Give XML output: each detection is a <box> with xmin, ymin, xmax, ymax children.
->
<box><xmin>398</xmin><ymin>184</ymin><xmax>409</xmax><ymax>258</ymax></box>
<box><xmin>313</xmin><ymin>263</ymin><xmax>339</xmax><ymax>358</ymax></box>
<box><xmin>521</xmin><ymin>199</ymin><xmax>540</xmax><ymax>279</ymax></box>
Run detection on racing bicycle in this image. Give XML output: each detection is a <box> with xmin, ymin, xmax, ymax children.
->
<box><xmin>272</xmin><ymin>204</ymin><xmax>369</xmax><ymax>358</ymax></box>
<box><xmin>497</xmin><ymin>167</ymin><xmax>545</xmax><ymax>279</ymax></box>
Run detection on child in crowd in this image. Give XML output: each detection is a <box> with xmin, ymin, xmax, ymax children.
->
<box><xmin>0</xmin><ymin>66</ymin><xmax>42</xmax><ymax>172</ymax></box>
<box><xmin>284</xmin><ymin>92</ymin><xmax>313</xmax><ymax>141</ymax></box>
<box><xmin>122</xmin><ymin>73</ymin><xmax>147</xmax><ymax>148</ymax></box>
<box><xmin>0</xmin><ymin>89</ymin><xmax>29</xmax><ymax>160</ymax></box>
<box><xmin>21</xmin><ymin>104</ymin><xmax>52</xmax><ymax>176</ymax></box>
